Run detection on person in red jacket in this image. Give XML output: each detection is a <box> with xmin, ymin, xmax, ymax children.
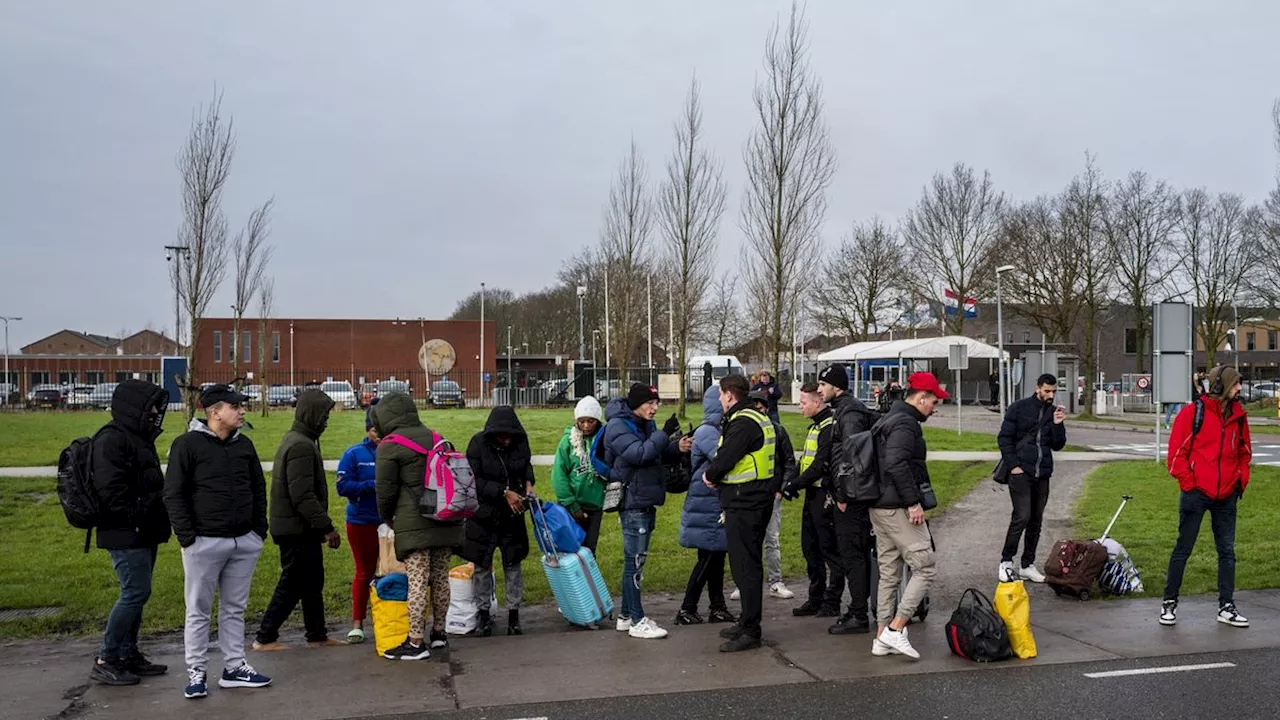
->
<box><xmin>1159</xmin><ymin>365</ymin><xmax>1252</xmax><ymax>629</ymax></box>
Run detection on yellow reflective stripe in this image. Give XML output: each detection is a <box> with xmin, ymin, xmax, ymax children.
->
<box><xmin>800</xmin><ymin>415</ymin><xmax>833</xmax><ymax>482</ymax></box>
<box><xmin>721</xmin><ymin>408</ymin><xmax>776</xmax><ymax>484</ymax></box>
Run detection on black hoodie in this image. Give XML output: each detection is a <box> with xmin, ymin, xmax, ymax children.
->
<box><xmin>92</xmin><ymin>380</ymin><xmax>172</xmax><ymax>549</ymax></box>
<box><xmin>460</xmin><ymin>406</ymin><xmax>536</xmax><ymax>566</ymax></box>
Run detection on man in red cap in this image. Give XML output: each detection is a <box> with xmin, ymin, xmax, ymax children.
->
<box><xmin>868</xmin><ymin>372</ymin><xmax>943</xmax><ymax>661</ymax></box>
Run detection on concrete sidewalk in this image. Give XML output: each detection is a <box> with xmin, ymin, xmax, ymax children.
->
<box><xmin>11</xmin><ymin>589</ymin><xmax>1280</xmax><ymax>720</ymax></box>
<box><xmin>0</xmin><ymin>451</ymin><xmax>1133</xmax><ymax>478</ymax></box>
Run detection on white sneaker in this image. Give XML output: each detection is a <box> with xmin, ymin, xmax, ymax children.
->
<box><xmin>769</xmin><ymin>582</ymin><xmax>795</xmax><ymax>599</ymax></box>
<box><xmin>628</xmin><ymin>617</ymin><xmax>669</xmax><ymax>639</ymax></box>
<box><xmin>1159</xmin><ymin>600</ymin><xmax>1177</xmax><ymax>626</ymax></box>
<box><xmin>876</xmin><ymin>627</ymin><xmax>920</xmax><ymax>659</ymax></box>
<box><xmin>616</xmin><ymin>616</ymin><xmax>633</xmax><ymax>632</ymax></box>
<box><xmin>998</xmin><ymin>561</ymin><xmax>1017</xmax><ymax>583</ymax></box>
<box><xmin>1019</xmin><ymin>564</ymin><xmax>1047</xmax><ymax>584</ymax></box>
<box><xmin>730</xmin><ymin>588</ymin><xmax>741</xmax><ymax>601</ymax></box>
<box><xmin>871</xmin><ymin>636</ymin><xmax>895</xmax><ymax>656</ymax></box>
<box><xmin>1217</xmin><ymin>603</ymin><xmax>1249</xmax><ymax>628</ymax></box>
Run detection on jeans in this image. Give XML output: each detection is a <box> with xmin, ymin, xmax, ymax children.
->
<box><xmin>681</xmin><ymin>549</ymin><xmax>728</xmax><ymax>613</ymax></box>
<box><xmin>256</xmin><ymin>536</ymin><xmax>328</xmax><ymax>644</ymax></box>
<box><xmin>1002</xmin><ymin>473</ymin><xmax>1051</xmax><ymax>567</ymax></box>
<box><xmin>765</xmin><ymin>497</ymin><xmax>782</xmax><ymax>585</ymax></box>
<box><xmin>619</xmin><ymin>508</ymin><xmax>656</xmax><ymax>621</ymax></box>
<box><xmin>1164</xmin><ymin>402</ymin><xmax>1183</xmax><ymax>428</ymax></box>
<box><xmin>474</xmin><ymin>560</ymin><xmax>525</xmax><ymax>612</ymax></box>
<box><xmin>725</xmin><ymin>500</ymin><xmax>772</xmax><ymax>636</ymax></box>
<box><xmin>1164</xmin><ymin>489</ymin><xmax>1239</xmax><ymax>606</ymax></box>
<box><xmin>99</xmin><ymin>546</ymin><xmax>159</xmax><ymax>660</ymax></box>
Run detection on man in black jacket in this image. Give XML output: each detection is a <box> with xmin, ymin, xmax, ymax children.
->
<box><xmin>253</xmin><ymin>388</ymin><xmax>341</xmax><ymax>650</ymax></box>
<box><xmin>164</xmin><ymin>384</ymin><xmax>271</xmax><ymax>699</ymax></box>
<box><xmin>702</xmin><ymin>375</ymin><xmax>780</xmax><ymax>652</ymax></box>
<box><xmin>781</xmin><ymin>382</ymin><xmax>844</xmax><ymax>619</ymax></box>
<box><xmin>819</xmin><ymin>364</ymin><xmax>878</xmax><ymax>635</ymax></box>
<box><xmin>997</xmin><ymin>373</ymin><xmax>1067</xmax><ymax>584</ymax></box>
<box><xmin>90</xmin><ymin>380</ymin><xmax>172</xmax><ymax>687</ymax></box>
<box><xmin>869</xmin><ymin>373</ymin><xmax>942</xmax><ymax>661</ymax></box>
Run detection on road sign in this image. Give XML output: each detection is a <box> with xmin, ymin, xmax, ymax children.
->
<box><xmin>948</xmin><ymin>344</ymin><xmax>969</xmax><ymax>371</ymax></box>
<box><xmin>1136</xmin><ymin>376</ymin><xmax>1150</xmax><ymax>391</ymax></box>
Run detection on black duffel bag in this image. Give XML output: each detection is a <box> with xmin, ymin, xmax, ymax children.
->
<box><xmin>944</xmin><ymin>588</ymin><xmax>1014</xmax><ymax>663</ymax></box>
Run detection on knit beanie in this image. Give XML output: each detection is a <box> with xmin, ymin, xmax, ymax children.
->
<box><xmin>818</xmin><ymin>364</ymin><xmax>849</xmax><ymax>392</ymax></box>
<box><xmin>1208</xmin><ymin>366</ymin><xmax>1243</xmax><ymax>403</ymax></box>
<box><xmin>626</xmin><ymin>383</ymin><xmax>660</xmax><ymax>410</ymax></box>
<box><xmin>574</xmin><ymin>395</ymin><xmax>603</xmax><ymax>422</ymax></box>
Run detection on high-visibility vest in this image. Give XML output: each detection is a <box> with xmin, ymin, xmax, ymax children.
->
<box><xmin>800</xmin><ymin>415</ymin><xmax>834</xmax><ymax>484</ymax></box>
<box><xmin>718</xmin><ymin>408</ymin><xmax>776</xmax><ymax>484</ymax></box>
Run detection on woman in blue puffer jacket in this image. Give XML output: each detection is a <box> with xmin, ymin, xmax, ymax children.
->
<box><xmin>675</xmin><ymin>385</ymin><xmax>738</xmax><ymax>626</ymax></box>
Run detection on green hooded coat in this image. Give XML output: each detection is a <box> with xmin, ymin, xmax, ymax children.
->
<box><xmin>269</xmin><ymin>388</ymin><xmax>337</xmax><ymax>539</ymax></box>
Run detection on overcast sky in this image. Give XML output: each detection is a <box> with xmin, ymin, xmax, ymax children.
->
<box><xmin>2</xmin><ymin>1</ymin><xmax>1278</xmax><ymax>350</ymax></box>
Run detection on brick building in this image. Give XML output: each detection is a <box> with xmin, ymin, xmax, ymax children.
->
<box><xmin>4</xmin><ymin>329</ymin><xmax>182</xmax><ymax>391</ymax></box>
<box><xmin>192</xmin><ymin>317</ymin><xmax>496</xmax><ymax>394</ymax></box>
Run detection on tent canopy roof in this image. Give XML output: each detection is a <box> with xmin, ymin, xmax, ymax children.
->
<box><xmin>816</xmin><ymin>335</ymin><xmax>1008</xmax><ymax>363</ymax></box>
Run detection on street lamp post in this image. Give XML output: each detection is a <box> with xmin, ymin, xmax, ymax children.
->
<box><xmin>164</xmin><ymin>245</ymin><xmax>189</xmax><ymax>353</ymax></box>
<box><xmin>1</xmin><ymin>316</ymin><xmax>21</xmax><ymax>401</ymax></box>
<box><xmin>996</xmin><ymin>265</ymin><xmax>1015</xmax><ymax>415</ymax></box>
<box><xmin>506</xmin><ymin>325</ymin><xmax>513</xmax><ymax>393</ymax></box>
<box><xmin>480</xmin><ymin>282</ymin><xmax>486</xmax><ymax>394</ymax></box>
<box><xmin>576</xmin><ymin>281</ymin><xmax>587</xmax><ymax>362</ymax></box>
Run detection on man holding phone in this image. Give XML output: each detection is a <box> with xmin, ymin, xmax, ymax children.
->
<box><xmin>997</xmin><ymin>373</ymin><xmax>1067</xmax><ymax>584</ymax></box>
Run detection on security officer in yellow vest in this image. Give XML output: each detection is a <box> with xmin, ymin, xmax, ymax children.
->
<box><xmin>780</xmin><ymin>382</ymin><xmax>844</xmax><ymax>618</ymax></box>
<box><xmin>700</xmin><ymin>375</ymin><xmax>785</xmax><ymax>652</ymax></box>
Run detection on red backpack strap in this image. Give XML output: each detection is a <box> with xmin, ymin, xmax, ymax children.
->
<box><xmin>381</xmin><ymin>433</ymin><xmax>430</xmax><ymax>455</ymax></box>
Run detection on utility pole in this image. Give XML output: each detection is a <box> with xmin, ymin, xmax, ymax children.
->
<box><xmin>577</xmin><ymin>279</ymin><xmax>587</xmax><ymax>362</ymax></box>
<box><xmin>1</xmin><ymin>316</ymin><xmax>20</xmax><ymax>401</ymax></box>
<box><xmin>647</xmin><ymin>273</ymin><xmax>653</xmax><ymax>369</ymax></box>
<box><xmin>996</xmin><ymin>265</ymin><xmax>1015</xmax><ymax>415</ymax></box>
<box><xmin>164</xmin><ymin>245</ymin><xmax>189</xmax><ymax>355</ymax></box>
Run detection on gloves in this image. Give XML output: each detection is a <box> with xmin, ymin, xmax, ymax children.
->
<box><xmin>779</xmin><ymin>481</ymin><xmax>801</xmax><ymax>501</ymax></box>
<box><xmin>662</xmin><ymin>414</ymin><xmax>681</xmax><ymax>436</ymax></box>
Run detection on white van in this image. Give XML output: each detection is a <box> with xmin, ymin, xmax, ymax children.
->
<box><xmin>685</xmin><ymin>355</ymin><xmax>744</xmax><ymax>399</ymax></box>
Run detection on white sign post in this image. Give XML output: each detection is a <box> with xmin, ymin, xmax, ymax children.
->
<box><xmin>948</xmin><ymin>344</ymin><xmax>969</xmax><ymax>435</ymax></box>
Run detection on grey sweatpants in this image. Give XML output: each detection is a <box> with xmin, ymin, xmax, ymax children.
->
<box><xmin>182</xmin><ymin>533</ymin><xmax>264</xmax><ymax>671</ymax></box>
<box><xmin>474</xmin><ymin>562</ymin><xmax>524</xmax><ymax>612</ymax></box>
<box><xmin>766</xmin><ymin>497</ymin><xmax>783</xmax><ymax>585</ymax></box>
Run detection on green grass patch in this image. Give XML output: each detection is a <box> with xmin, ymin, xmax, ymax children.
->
<box><xmin>0</xmin><ymin>407</ymin><xmax>999</xmax><ymax>468</ymax></box>
<box><xmin>0</xmin><ymin>461</ymin><xmax>988</xmax><ymax>639</ymax></box>
<box><xmin>1072</xmin><ymin>461</ymin><xmax>1280</xmax><ymax>598</ymax></box>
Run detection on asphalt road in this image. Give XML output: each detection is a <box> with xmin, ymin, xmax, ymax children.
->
<box><xmin>410</xmin><ymin>648</ymin><xmax>1280</xmax><ymax>720</ymax></box>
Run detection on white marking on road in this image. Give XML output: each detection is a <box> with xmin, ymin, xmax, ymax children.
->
<box><xmin>1084</xmin><ymin>662</ymin><xmax>1235</xmax><ymax>679</ymax></box>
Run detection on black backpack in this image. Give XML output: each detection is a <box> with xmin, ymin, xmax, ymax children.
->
<box><xmin>945</xmin><ymin>588</ymin><xmax>1014</xmax><ymax>663</ymax></box>
<box><xmin>57</xmin><ymin>435</ymin><xmax>99</xmax><ymax>553</ymax></box>
<box><xmin>836</xmin><ymin>416</ymin><xmax>889</xmax><ymax>504</ymax></box>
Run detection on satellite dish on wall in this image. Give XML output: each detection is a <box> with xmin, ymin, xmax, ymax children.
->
<box><xmin>420</xmin><ymin>339</ymin><xmax>457</xmax><ymax>374</ymax></box>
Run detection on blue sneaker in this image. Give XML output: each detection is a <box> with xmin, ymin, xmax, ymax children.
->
<box><xmin>184</xmin><ymin>667</ymin><xmax>208</xmax><ymax>699</ymax></box>
<box><xmin>218</xmin><ymin>662</ymin><xmax>272</xmax><ymax>689</ymax></box>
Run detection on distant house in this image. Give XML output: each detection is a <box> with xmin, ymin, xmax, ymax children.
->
<box><xmin>6</xmin><ymin>329</ymin><xmax>184</xmax><ymax>391</ymax></box>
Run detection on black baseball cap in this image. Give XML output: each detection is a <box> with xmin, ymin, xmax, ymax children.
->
<box><xmin>199</xmin><ymin>384</ymin><xmax>249</xmax><ymax>409</ymax></box>
<box><xmin>748</xmin><ymin>389</ymin><xmax>770</xmax><ymax>406</ymax></box>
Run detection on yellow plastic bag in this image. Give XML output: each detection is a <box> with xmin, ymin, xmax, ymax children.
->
<box><xmin>993</xmin><ymin>580</ymin><xmax>1037</xmax><ymax>659</ymax></box>
<box><xmin>370</xmin><ymin>580</ymin><xmax>409</xmax><ymax>657</ymax></box>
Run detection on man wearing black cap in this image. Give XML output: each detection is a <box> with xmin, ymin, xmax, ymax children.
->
<box><xmin>818</xmin><ymin>364</ymin><xmax>879</xmax><ymax>636</ymax></box>
<box><xmin>164</xmin><ymin>384</ymin><xmax>271</xmax><ymax>699</ymax></box>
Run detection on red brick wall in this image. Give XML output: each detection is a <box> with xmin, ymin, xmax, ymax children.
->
<box><xmin>7</xmin><ymin>355</ymin><xmax>164</xmax><ymax>390</ymax></box>
<box><xmin>20</xmin><ymin>330</ymin><xmax>113</xmax><ymax>356</ymax></box>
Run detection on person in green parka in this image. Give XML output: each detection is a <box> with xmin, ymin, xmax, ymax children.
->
<box><xmin>550</xmin><ymin>396</ymin><xmax>606</xmax><ymax>553</ymax></box>
<box><xmin>372</xmin><ymin>392</ymin><xmax>464</xmax><ymax>661</ymax></box>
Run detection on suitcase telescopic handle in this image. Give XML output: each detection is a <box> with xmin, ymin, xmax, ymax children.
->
<box><xmin>1099</xmin><ymin>494</ymin><xmax>1134</xmax><ymax>541</ymax></box>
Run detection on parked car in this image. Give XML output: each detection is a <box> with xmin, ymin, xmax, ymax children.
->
<box><xmin>65</xmin><ymin>385</ymin><xmax>96</xmax><ymax>409</ymax></box>
<box><xmin>428</xmin><ymin>380</ymin><xmax>465</xmax><ymax>408</ymax></box>
<box><xmin>28</xmin><ymin>387</ymin><xmax>65</xmax><ymax>409</ymax></box>
<box><xmin>359</xmin><ymin>382</ymin><xmax>378</xmax><ymax>408</ymax></box>
<box><xmin>0</xmin><ymin>383</ymin><xmax>19</xmax><ymax>405</ymax></box>
<box><xmin>320</xmin><ymin>380</ymin><xmax>357</xmax><ymax>409</ymax></box>
<box><xmin>1241</xmin><ymin>381</ymin><xmax>1279</xmax><ymax>403</ymax></box>
<box><xmin>267</xmin><ymin>384</ymin><xmax>298</xmax><ymax>407</ymax></box>
<box><xmin>89</xmin><ymin>383</ymin><xmax>117</xmax><ymax>409</ymax></box>
<box><xmin>378</xmin><ymin>379</ymin><xmax>410</xmax><ymax>397</ymax></box>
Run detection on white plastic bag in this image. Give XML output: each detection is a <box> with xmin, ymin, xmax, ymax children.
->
<box><xmin>445</xmin><ymin>563</ymin><xmax>497</xmax><ymax>635</ymax></box>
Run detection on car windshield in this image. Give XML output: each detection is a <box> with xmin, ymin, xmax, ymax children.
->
<box><xmin>321</xmin><ymin>382</ymin><xmax>350</xmax><ymax>393</ymax></box>
<box><xmin>378</xmin><ymin>381</ymin><xmax>408</xmax><ymax>393</ymax></box>
<box><xmin>432</xmin><ymin>382</ymin><xmax>460</xmax><ymax>392</ymax></box>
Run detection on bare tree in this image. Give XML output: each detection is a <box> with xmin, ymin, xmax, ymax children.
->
<box><xmin>658</xmin><ymin>76</ymin><xmax>726</xmax><ymax>415</ymax></box>
<box><xmin>600</xmin><ymin>139</ymin><xmax>654</xmax><ymax>373</ymax></box>
<box><xmin>1057</xmin><ymin>157</ymin><xmax>1112</xmax><ymax>414</ymax></box>
<box><xmin>174</xmin><ymin>89</ymin><xmax>234</xmax><ymax>417</ymax></box>
<box><xmin>231</xmin><ymin>198</ymin><xmax>274</xmax><ymax>379</ymax></box>
<box><xmin>1251</xmin><ymin>99</ymin><xmax>1280</xmax><ymax>309</ymax></box>
<box><xmin>740</xmin><ymin>2</ymin><xmax>836</xmax><ymax>370</ymax></box>
<box><xmin>901</xmin><ymin>163</ymin><xmax>1005</xmax><ymax>334</ymax></box>
<box><xmin>701</xmin><ymin>271</ymin><xmax>748</xmax><ymax>354</ymax></box>
<box><xmin>1001</xmin><ymin>195</ymin><xmax>1085</xmax><ymax>345</ymax></box>
<box><xmin>813</xmin><ymin>218</ymin><xmax>907</xmax><ymax>342</ymax></box>
<box><xmin>256</xmin><ymin>277</ymin><xmax>274</xmax><ymax>417</ymax></box>
<box><xmin>1101</xmin><ymin>171</ymin><xmax>1179</xmax><ymax>371</ymax></box>
<box><xmin>1177</xmin><ymin>189</ymin><xmax>1261</xmax><ymax>366</ymax></box>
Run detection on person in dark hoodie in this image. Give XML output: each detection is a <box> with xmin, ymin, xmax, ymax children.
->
<box><xmin>675</xmin><ymin>385</ymin><xmax>737</xmax><ymax>627</ymax></box>
<box><xmin>164</xmin><ymin>384</ymin><xmax>271</xmax><ymax>699</ymax></box>
<box><xmin>253</xmin><ymin>388</ymin><xmax>341</xmax><ymax>650</ymax></box>
<box><xmin>374</xmin><ymin>391</ymin><xmax>465</xmax><ymax>660</ymax></box>
<box><xmin>461</xmin><ymin>406</ymin><xmax>536</xmax><ymax>637</ymax></box>
<box><xmin>335</xmin><ymin>399</ymin><xmax>383</xmax><ymax>644</ymax></box>
<box><xmin>819</xmin><ymin>364</ymin><xmax>879</xmax><ymax>636</ymax></box>
<box><xmin>89</xmin><ymin>379</ymin><xmax>172</xmax><ymax>687</ymax></box>
<box><xmin>603</xmin><ymin>383</ymin><xmax>692</xmax><ymax>640</ymax></box>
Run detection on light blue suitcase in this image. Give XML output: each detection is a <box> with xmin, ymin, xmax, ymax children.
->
<box><xmin>528</xmin><ymin>496</ymin><xmax>613</xmax><ymax>627</ymax></box>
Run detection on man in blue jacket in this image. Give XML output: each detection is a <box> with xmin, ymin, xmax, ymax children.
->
<box><xmin>675</xmin><ymin>385</ymin><xmax>737</xmax><ymax>626</ymax></box>
<box><xmin>603</xmin><ymin>383</ymin><xmax>692</xmax><ymax>640</ymax></box>
<box><xmin>335</xmin><ymin>401</ymin><xmax>383</xmax><ymax>644</ymax></box>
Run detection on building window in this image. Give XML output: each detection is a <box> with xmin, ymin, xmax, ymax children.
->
<box><xmin>86</xmin><ymin>372</ymin><xmax>104</xmax><ymax>385</ymax></box>
<box><xmin>1246</xmin><ymin>332</ymin><xmax>1256</xmax><ymax>351</ymax></box>
<box><xmin>1005</xmin><ymin>332</ymin><xmax>1013</xmax><ymax>344</ymax></box>
<box><xmin>58</xmin><ymin>372</ymin><xmax>77</xmax><ymax>385</ymax></box>
<box><xmin>243</xmin><ymin>332</ymin><xmax>252</xmax><ymax>367</ymax></box>
<box><xmin>31</xmin><ymin>371</ymin><xmax>50</xmax><ymax>386</ymax></box>
<box><xmin>272</xmin><ymin>331</ymin><xmax>280</xmax><ymax>363</ymax></box>
<box><xmin>1269</xmin><ymin>329</ymin><xmax>1278</xmax><ymax>351</ymax></box>
<box><xmin>116</xmin><ymin>371</ymin><xmax>132</xmax><ymax>383</ymax></box>
<box><xmin>213</xmin><ymin>331</ymin><xmax>223</xmax><ymax>363</ymax></box>
<box><xmin>1022</xmin><ymin>331</ymin><xmax>1032</xmax><ymax>344</ymax></box>
<box><xmin>987</xmin><ymin>333</ymin><xmax>997</xmax><ymax>344</ymax></box>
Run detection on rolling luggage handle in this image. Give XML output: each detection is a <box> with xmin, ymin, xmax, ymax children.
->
<box><xmin>525</xmin><ymin>494</ymin><xmax>562</xmax><ymax>565</ymax></box>
<box><xmin>1098</xmin><ymin>494</ymin><xmax>1133</xmax><ymax>542</ymax></box>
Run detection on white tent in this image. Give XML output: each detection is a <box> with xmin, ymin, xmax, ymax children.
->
<box><xmin>816</xmin><ymin>335</ymin><xmax>1008</xmax><ymax>396</ymax></box>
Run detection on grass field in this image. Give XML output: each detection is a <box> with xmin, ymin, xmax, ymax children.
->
<box><xmin>0</xmin><ymin>461</ymin><xmax>991</xmax><ymax>639</ymax></box>
<box><xmin>1072</xmin><ymin>461</ymin><xmax>1280</xmax><ymax>598</ymax></box>
<box><xmin>0</xmin><ymin>406</ymin><xmax>999</xmax><ymax>467</ymax></box>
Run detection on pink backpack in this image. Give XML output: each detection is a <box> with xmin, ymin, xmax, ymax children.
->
<box><xmin>381</xmin><ymin>432</ymin><xmax>479</xmax><ymax>521</ymax></box>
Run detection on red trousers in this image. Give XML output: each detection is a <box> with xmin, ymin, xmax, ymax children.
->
<box><xmin>347</xmin><ymin>522</ymin><xmax>380</xmax><ymax>621</ymax></box>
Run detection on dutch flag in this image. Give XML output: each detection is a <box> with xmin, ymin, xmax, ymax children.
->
<box><xmin>944</xmin><ymin>289</ymin><xmax>977</xmax><ymax>318</ymax></box>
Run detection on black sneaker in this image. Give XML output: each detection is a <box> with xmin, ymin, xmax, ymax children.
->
<box><xmin>719</xmin><ymin>624</ymin><xmax>744</xmax><ymax>640</ymax></box>
<box><xmin>815</xmin><ymin>604</ymin><xmax>841</xmax><ymax>618</ymax></box>
<box><xmin>828</xmin><ymin>614</ymin><xmax>871</xmax><ymax>635</ymax></box>
<box><xmin>382</xmin><ymin>639</ymin><xmax>431</xmax><ymax>661</ymax></box>
<box><xmin>674</xmin><ymin>610</ymin><xmax>705</xmax><ymax>626</ymax></box>
<box><xmin>90</xmin><ymin>657</ymin><xmax>140</xmax><ymax>686</ymax></box>
<box><xmin>791</xmin><ymin>600</ymin><xmax>821</xmax><ymax>617</ymax></box>
<box><xmin>707</xmin><ymin>607</ymin><xmax>737</xmax><ymax>624</ymax></box>
<box><xmin>123</xmin><ymin>650</ymin><xmax>168</xmax><ymax>676</ymax></box>
<box><xmin>477</xmin><ymin>610</ymin><xmax>493</xmax><ymax>637</ymax></box>
<box><xmin>719</xmin><ymin>633</ymin><xmax>762</xmax><ymax>653</ymax></box>
<box><xmin>507</xmin><ymin>610</ymin><xmax>522</xmax><ymax>636</ymax></box>
<box><xmin>429</xmin><ymin>630</ymin><xmax>449</xmax><ymax>649</ymax></box>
